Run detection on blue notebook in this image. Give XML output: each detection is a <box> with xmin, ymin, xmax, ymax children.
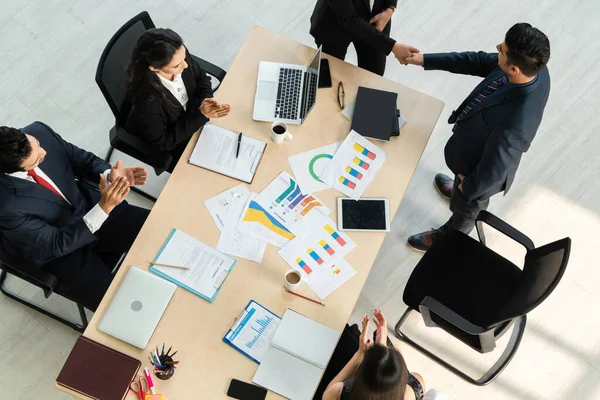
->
<box><xmin>223</xmin><ymin>300</ymin><xmax>281</xmax><ymax>364</ymax></box>
<box><xmin>150</xmin><ymin>229</ymin><xmax>236</xmax><ymax>303</ymax></box>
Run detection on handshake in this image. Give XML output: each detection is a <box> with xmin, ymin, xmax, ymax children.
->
<box><xmin>392</xmin><ymin>42</ymin><xmax>424</xmax><ymax>66</ymax></box>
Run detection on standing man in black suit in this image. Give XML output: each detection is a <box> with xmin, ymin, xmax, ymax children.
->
<box><xmin>404</xmin><ymin>23</ymin><xmax>551</xmax><ymax>252</ymax></box>
<box><xmin>0</xmin><ymin>122</ymin><xmax>150</xmax><ymax>310</ymax></box>
<box><xmin>310</xmin><ymin>0</ymin><xmax>419</xmax><ymax>75</ymax></box>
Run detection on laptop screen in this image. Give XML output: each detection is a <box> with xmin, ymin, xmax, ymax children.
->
<box><xmin>299</xmin><ymin>47</ymin><xmax>322</xmax><ymax>123</ymax></box>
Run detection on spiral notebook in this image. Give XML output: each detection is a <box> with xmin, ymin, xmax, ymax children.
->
<box><xmin>252</xmin><ymin>309</ymin><xmax>340</xmax><ymax>399</ymax></box>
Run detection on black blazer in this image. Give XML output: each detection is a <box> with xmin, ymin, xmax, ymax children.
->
<box><xmin>126</xmin><ymin>51</ymin><xmax>214</xmax><ymax>154</ymax></box>
<box><xmin>424</xmin><ymin>51</ymin><xmax>551</xmax><ymax>201</ymax></box>
<box><xmin>310</xmin><ymin>0</ymin><xmax>397</xmax><ymax>54</ymax></box>
<box><xmin>0</xmin><ymin>122</ymin><xmax>111</xmax><ymax>266</ymax></box>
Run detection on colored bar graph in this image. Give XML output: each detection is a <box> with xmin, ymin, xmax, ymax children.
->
<box><xmin>276</xmin><ymin>179</ymin><xmax>296</xmax><ymax>203</ymax></box>
<box><xmin>339</xmin><ymin>176</ymin><xmax>356</xmax><ymax>189</ymax></box>
<box><xmin>319</xmin><ymin>240</ymin><xmax>335</xmax><ymax>256</ymax></box>
<box><xmin>345</xmin><ymin>166</ymin><xmax>363</xmax><ymax>180</ymax></box>
<box><xmin>307</xmin><ymin>248</ymin><xmax>324</xmax><ymax>265</ymax></box>
<box><xmin>286</xmin><ymin>185</ymin><xmax>301</xmax><ymax>202</ymax></box>
<box><xmin>300</xmin><ymin>196</ymin><xmax>315</xmax><ymax>207</ymax></box>
<box><xmin>325</xmin><ymin>224</ymin><xmax>347</xmax><ymax>246</ymax></box>
<box><xmin>296</xmin><ymin>257</ymin><xmax>312</xmax><ymax>274</ymax></box>
<box><xmin>353</xmin><ymin>143</ymin><xmax>376</xmax><ymax>160</ymax></box>
<box><xmin>353</xmin><ymin>157</ymin><xmax>370</xmax><ymax>170</ymax></box>
<box><xmin>300</xmin><ymin>201</ymin><xmax>322</xmax><ymax>216</ymax></box>
<box><xmin>288</xmin><ymin>193</ymin><xmax>307</xmax><ymax>209</ymax></box>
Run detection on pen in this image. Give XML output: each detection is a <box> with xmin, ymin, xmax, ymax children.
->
<box><xmin>285</xmin><ymin>289</ymin><xmax>325</xmax><ymax>306</ymax></box>
<box><xmin>235</xmin><ymin>132</ymin><xmax>242</xmax><ymax>158</ymax></box>
<box><xmin>144</xmin><ymin>367</ymin><xmax>157</xmax><ymax>395</ymax></box>
<box><xmin>150</xmin><ymin>262</ymin><xmax>190</xmax><ymax>270</ymax></box>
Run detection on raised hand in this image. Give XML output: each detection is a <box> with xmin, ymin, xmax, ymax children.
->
<box><xmin>200</xmin><ymin>98</ymin><xmax>231</xmax><ymax>119</ymax></box>
<box><xmin>98</xmin><ymin>175</ymin><xmax>129</xmax><ymax>214</ymax></box>
<box><xmin>373</xmin><ymin>310</ymin><xmax>388</xmax><ymax>346</ymax></box>
<box><xmin>109</xmin><ymin>160</ymin><xmax>148</xmax><ymax>186</ymax></box>
<box><xmin>369</xmin><ymin>8</ymin><xmax>394</xmax><ymax>32</ymax></box>
<box><xmin>358</xmin><ymin>315</ymin><xmax>371</xmax><ymax>354</ymax></box>
<box><xmin>392</xmin><ymin>43</ymin><xmax>421</xmax><ymax>65</ymax></box>
<box><xmin>404</xmin><ymin>52</ymin><xmax>425</xmax><ymax>67</ymax></box>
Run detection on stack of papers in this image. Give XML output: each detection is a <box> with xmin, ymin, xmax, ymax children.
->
<box><xmin>204</xmin><ymin>131</ymin><xmax>385</xmax><ymax>299</ymax></box>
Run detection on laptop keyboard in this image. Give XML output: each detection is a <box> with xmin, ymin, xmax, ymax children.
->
<box><xmin>275</xmin><ymin>68</ymin><xmax>302</xmax><ymax>120</ymax></box>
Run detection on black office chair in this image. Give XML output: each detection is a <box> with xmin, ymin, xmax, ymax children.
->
<box><xmin>95</xmin><ymin>11</ymin><xmax>227</xmax><ymax>179</ymax></box>
<box><xmin>0</xmin><ymin>249</ymin><xmax>89</xmax><ymax>333</ymax></box>
<box><xmin>395</xmin><ymin>210</ymin><xmax>571</xmax><ymax>386</ymax></box>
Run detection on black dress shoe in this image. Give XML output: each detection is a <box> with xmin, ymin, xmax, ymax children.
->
<box><xmin>407</xmin><ymin>230</ymin><xmax>437</xmax><ymax>253</ymax></box>
<box><xmin>434</xmin><ymin>173</ymin><xmax>453</xmax><ymax>200</ymax></box>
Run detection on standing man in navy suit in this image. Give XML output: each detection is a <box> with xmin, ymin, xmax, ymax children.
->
<box><xmin>0</xmin><ymin>122</ymin><xmax>149</xmax><ymax>310</ymax></box>
<box><xmin>404</xmin><ymin>23</ymin><xmax>551</xmax><ymax>252</ymax></box>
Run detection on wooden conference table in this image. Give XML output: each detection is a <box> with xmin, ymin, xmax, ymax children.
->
<box><xmin>58</xmin><ymin>26</ymin><xmax>444</xmax><ymax>399</ymax></box>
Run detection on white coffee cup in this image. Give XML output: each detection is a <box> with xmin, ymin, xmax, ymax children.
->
<box><xmin>284</xmin><ymin>269</ymin><xmax>304</xmax><ymax>291</ymax></box>
<box><xmin>271</xmin><ymin>121</ymin><xmax>292</xmax><ymax>144</ymax></box>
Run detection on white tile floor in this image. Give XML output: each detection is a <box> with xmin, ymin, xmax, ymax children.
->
<box><xmin>1</xmin><ymin>1</ymin><xmax>599</xmax><ymax>399</ymax></box>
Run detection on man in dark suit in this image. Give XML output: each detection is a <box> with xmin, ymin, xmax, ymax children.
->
<box><xmin>404</xmin><ymin>23</ymin><xmax>551</xmax><ymax>252</ymax></box>
<box><xmin>310</xmin><ymin>0</ymin><xmax>419</xmax><ymax>75</ymax></box>
<box><xmin>0</xmin><ymin>122</ymin><xmax>150</xmax><ymax>310</ymax></box>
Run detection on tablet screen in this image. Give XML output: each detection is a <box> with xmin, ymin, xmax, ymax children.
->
<box><xmin>341</xmin><ymin>199</ymin><xmax>387</xmax><ymax>230</ymax></box>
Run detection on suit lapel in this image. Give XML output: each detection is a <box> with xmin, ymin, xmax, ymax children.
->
<box><xmin>10</xmin><ymin>176</ymin><xmax>71</xmax><ymax>208</ymax></box>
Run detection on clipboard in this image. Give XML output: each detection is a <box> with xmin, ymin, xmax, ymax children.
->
<box><xmin>150</xmin><ymin>229</ymin><xmax>236</xmax><ymax>303</ymax></box>
<box><xmin>189</xmin><ymin>124</ymin><xmax>267</xmax><ymax>184</ymax></box>
<box><xmin>223</xmin><ymin>300</ymin><xmax>281</xmax><ymax>364</ymax></box>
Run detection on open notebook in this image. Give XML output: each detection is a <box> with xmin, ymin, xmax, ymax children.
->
<box><xmin>189</xmin><ymin>124</ymin><xmax>266</xmax><ymax>183</ymax></box>
<box><xmin>253</xmin><ymin>309</ymin><xmax>340</xmax><ymax>399</ymax></box>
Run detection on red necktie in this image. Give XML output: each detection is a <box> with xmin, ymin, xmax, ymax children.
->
<box><xmin>27</xmin><ymin>169</ymin><xmax>62</xmax><ymax>198</ymax></box>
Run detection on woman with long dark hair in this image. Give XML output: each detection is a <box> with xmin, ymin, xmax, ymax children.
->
<box><xmin>125</xmin><ymin>28</ymin><xmax>230</xmax><ymax>171</ymax></box>
<box><xmin>323</xmin><ymin>311</ymin><xmax>425</xmax><ymax>400</ymax></box>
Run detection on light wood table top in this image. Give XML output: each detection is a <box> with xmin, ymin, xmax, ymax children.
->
<box><xmin>58</xmin><ymin>25</ymin><xmax>444</xmax><ymax>400</ymax></box>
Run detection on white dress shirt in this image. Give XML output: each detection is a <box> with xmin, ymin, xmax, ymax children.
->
<box><xmin>369</xmin><ymin>0</ymin><xmax>374</xmax><ymax>12</ymax></box>
<box><xmin>157</xmin><ymin>72</ymin><xmax>189</xmax><ymax>110</ymax></box>
<box><xmin>9</xmin><ymin>168</ymin><xmax>111</xmax><ymax>234</ymax></box>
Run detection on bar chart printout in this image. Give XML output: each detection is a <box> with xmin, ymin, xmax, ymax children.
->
<box><xmin>321</xmin><ymin>130</ymin><xmax>387</xmax><ymax>199</ymax></box>
<box><xmin>224</xmin><ymin>301</ymin><xmax>281</xmax><ymax>363</ymax></box>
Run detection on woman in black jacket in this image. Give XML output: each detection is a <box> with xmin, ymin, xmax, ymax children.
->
<box><xmin>125</xmin><ymin>28</ymin><xmax>230</xmax><ymax>171</ymax></box>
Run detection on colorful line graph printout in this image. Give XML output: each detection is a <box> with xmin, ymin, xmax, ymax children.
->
<box><xmin>238</xmin><ymin>193</ymin><xmax>294</xmax><ymax>248</ymax></box>
<box><xmin>254</xmin><ymin>172</ymin><xmax>330</xmax><ymax>236</ymax></box>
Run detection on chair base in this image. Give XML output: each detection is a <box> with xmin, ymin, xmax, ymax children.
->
<box><xmin>394</xmin><ymin>308</ymin><xmax>526</xmax><ymax>386</ymax></box>
<box><xmin>0</xmin><ymin>271</ymin><xmax>88</xmax><ymax>333</ymax></box>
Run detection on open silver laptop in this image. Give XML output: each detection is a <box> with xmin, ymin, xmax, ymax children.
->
<box><xmin>252</xmin><ymin>46</ymin><xmax>322</xmax><ymax>125</ymax></box>
<box><xmin>98</xmin><ymin>267</ymin><xmax>176</xmax><ymax>349</ymax></box>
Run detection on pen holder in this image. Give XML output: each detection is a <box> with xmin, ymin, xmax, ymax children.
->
<box><xmin>155</xmin><ymin>355</ymin><xmax>175</xmax><ymax>381</ymax></box>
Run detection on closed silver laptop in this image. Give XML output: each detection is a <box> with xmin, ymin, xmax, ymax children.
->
<box><xmin>252</xmin><ymin>46</ymin><xmax>322</xmax><ymax>125</ymax></box>
<box><xmin>98</xmin><ymin>267</ymin><xmax>176</xmax><ymax>349</ymax></box>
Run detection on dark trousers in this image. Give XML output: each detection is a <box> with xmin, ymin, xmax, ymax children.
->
<box><xmin>315</xmin><ymin>22</ymin><xmax>391</xmax><ymax>76</ymax></box>
<box><xmin>45</xmin><ymin>202</ymin><xmax>149</xmax><ymax>311</ymax></box>
<box><xmin>438</xmin><ymin>175</ymin><xmax>490</xmax><ymax>235</ymax></box>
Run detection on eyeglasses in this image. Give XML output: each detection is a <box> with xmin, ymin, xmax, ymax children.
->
<box><xmin>337</xmin><ymin>81</ymin><xmax>345</xmax><ymax>110</ymax></box>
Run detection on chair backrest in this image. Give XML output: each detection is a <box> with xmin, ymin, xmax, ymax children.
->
<box><xmin>487</xmin><ymin>237</ymin><xmax>571</xmax><ymax>327</ymax></box>
<box><xmin>95</xmin><ymin>11</ymin><xmax>155</xmax><ymax>126</ymax></box>
<box><xmin>0</xmin><ymin>238</ymin><xmax>57</xmax><ymax>298</ymax></box>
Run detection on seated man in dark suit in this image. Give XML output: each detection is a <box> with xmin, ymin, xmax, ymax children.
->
<box><xmin>403</xmin><ymin>23</ymin><xmax>551</xmax><ymax>251</ymax></box>
<box><xmin>0</xmin><ymin>122</ymin><xmax>150</xmax><ymax>311</ymax></box>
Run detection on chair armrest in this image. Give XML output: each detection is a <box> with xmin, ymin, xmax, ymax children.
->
<box><xmin>0</xmin><ymin>259</ymin><xmax>57</xmax><ymax>298</ymax></box>
<box><xmin>419</xmin><ymin>296</ymin><xmax>487</xmax><ymax>335</ymax></box>
<box><xmin>191</xmin><ymin>54</ymin><xmax>226</xmax><ymax>92</ymax></box>
<box><xmin>109</xmin><ymin>125</ymin><xmax>172</xmax><ymax>175</ymax></box>
<box><xmin>475</xmin><ymin>210</ymin><xmax>534</xmax><ymax>251</ymax></box>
